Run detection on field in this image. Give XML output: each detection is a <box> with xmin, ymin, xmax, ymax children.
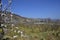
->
<box><xmin>3</xmin><ymin>23</ymin><xmax>60</xmax><ymax>40</ymax></box>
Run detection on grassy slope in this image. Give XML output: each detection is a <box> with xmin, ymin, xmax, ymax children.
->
<box><xmin>4</xmin><ymin>23</ymin><xmax>60</xmax><ymax>40</ymax></box>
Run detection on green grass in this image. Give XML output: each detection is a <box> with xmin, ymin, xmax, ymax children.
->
<box><xmin>4</xmin><ymin>24</ymin><xmax>60</xmax><ymax>40</ymax></box>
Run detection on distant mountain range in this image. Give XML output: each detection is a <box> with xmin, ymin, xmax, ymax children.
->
<box><xmin>2</xmin><ymin>12</ymin><xmax>60</xmax><ymax>25</ymax></box>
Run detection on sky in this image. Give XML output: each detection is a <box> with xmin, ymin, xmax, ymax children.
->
<box><xmin>2</xmin><ymin>0</ymin><xmax>60</xmax><ymax>19</ymax></box>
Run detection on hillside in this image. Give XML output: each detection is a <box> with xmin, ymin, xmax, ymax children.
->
<box><xmin>1</xmin><ymin>12</ymin><xmax>60</xmax><ymax>40</ymax></box>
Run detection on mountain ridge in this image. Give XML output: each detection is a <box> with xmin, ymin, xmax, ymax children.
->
<box><xmin>2</xmin><ymin>12</ymin><xmax>60</xmax><ymax>25</ymax></box>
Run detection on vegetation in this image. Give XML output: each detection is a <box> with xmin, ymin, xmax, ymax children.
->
<box><xmin>4</xmin><ymin>23</ymin><xmax>60</xmax><ymax>40</ymax></box>
<box><xmin>1</xmin><ymin>13</ymin><xmax>60</xmax><ymax>40</ymax></box>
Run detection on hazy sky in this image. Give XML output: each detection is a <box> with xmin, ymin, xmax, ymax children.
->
<box><xmin>2</xmin><ymin>0</ymin><xmax>60</xmax><ymax>19</ymax></box>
